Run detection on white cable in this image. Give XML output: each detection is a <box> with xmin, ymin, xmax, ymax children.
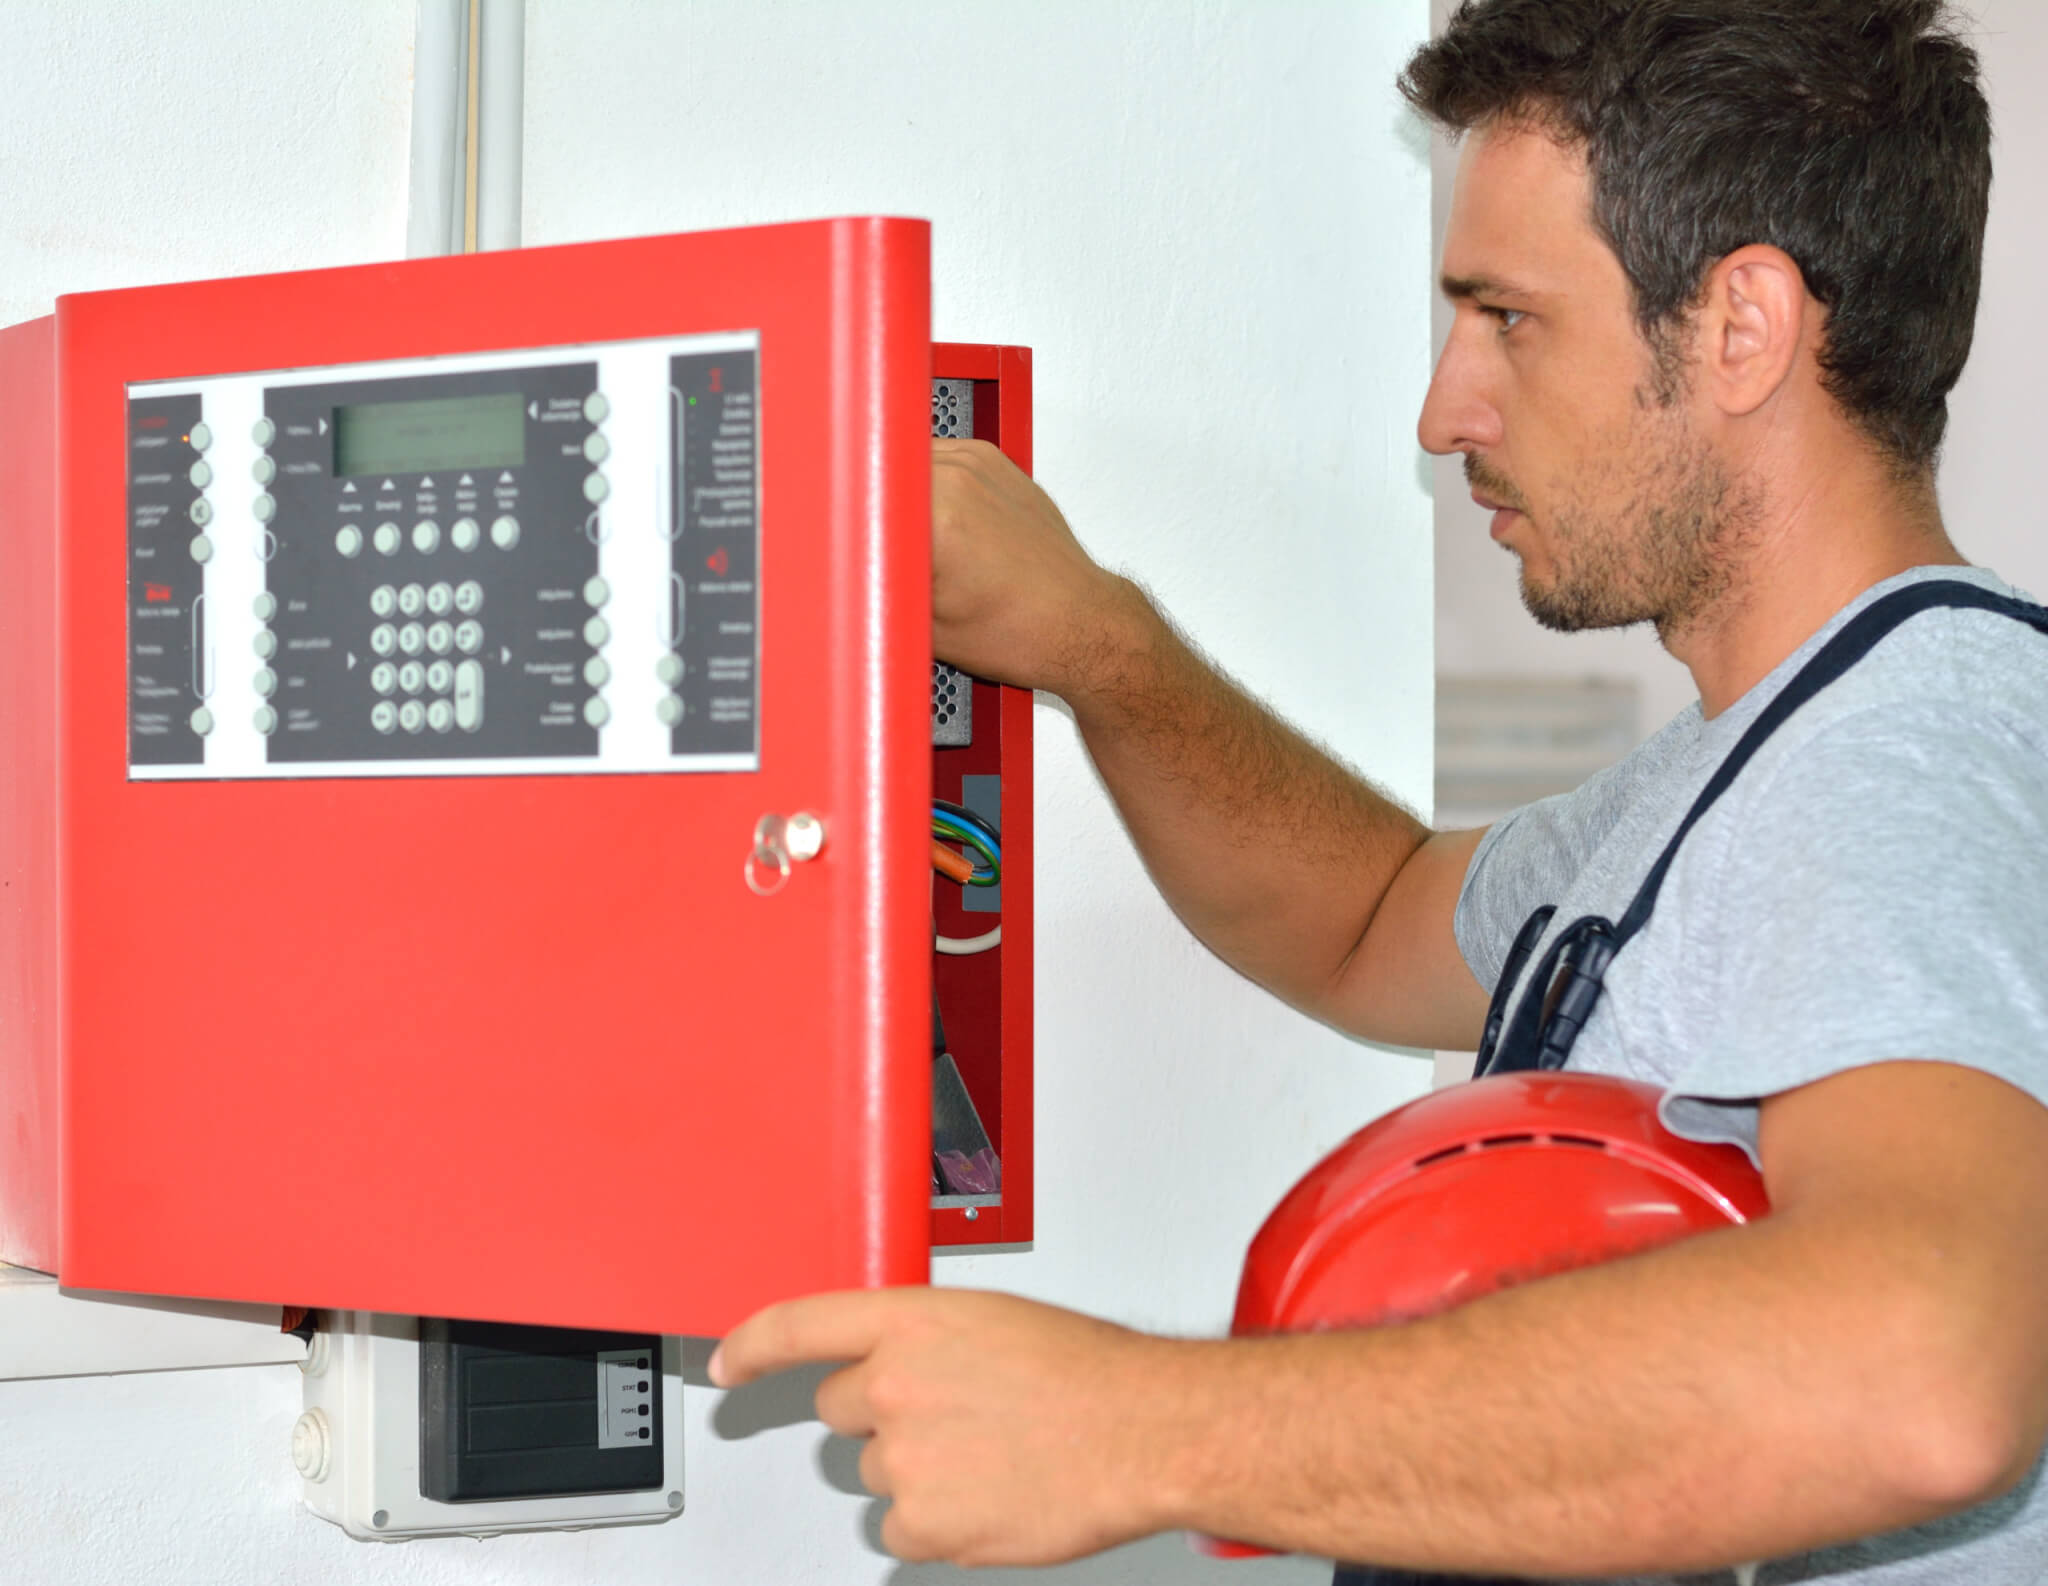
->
<box><xmin>936</xmin><ymin>925</ymin><xmax>1002</xmax><ymax>956</ymax></box>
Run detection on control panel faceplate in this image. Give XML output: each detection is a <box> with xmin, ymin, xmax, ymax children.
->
<box><xmin>126</xmin><ymin>330</ymin><xmax>760</xmax><ymax>779</ymax></box>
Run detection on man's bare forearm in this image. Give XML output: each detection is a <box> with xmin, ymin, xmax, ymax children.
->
<box><xmin>931</xmin><ymin>439</ymin><xmax>1485</xmax><ymax>1044</ymax></box>
<box><xmin>1060</xmin><ymin>576</ymin><xmax>1454</xmax><ymax>1035</ymax></box>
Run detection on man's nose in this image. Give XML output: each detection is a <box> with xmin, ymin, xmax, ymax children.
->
<box><xmin>1417</xmin><ymin>329</ymin><xmax>1501</xmax><ymax>458</ymax></box>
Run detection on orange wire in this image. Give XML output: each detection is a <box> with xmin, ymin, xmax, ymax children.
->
<box><xmin>931</xmin><ymin>839</ymin><xmax>976</xmax><ymax>883</ymax></box>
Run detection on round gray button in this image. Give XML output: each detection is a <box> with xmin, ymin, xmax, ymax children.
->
<box><xmin>455</xmin><ymin>581</ymin><xmax>484</xmax><ymax>615</ymax></box>
<box><xmin>370</xmin><ymin>625</ymin><xmax>398</xmax><ymax>657</ymax></box>
<box><xmin>398</xmin><ymin>623</ymin><xmax>425</xmax><ymax>656</ymax></box>
<box><xmin>582</xmin><ymin>432</ymin><xmax>610</xmax><ymax>464</ymax></box>
<box><xmin>399</xmin><ymin>660</ymin><xmax>426</xmax><ymax>694</ymax></box>
<box><xmin>373</xmin><ymin>522</ymin><xmax>403</xmax><ymax>556</ymax></box>
<box><xmin>656</xmin><ymin>693</ymin><xmax>684</xmax><ymax>728</ymax></box>
<box><xmin>451</xmin><ymin>517</ymin><xmax>481</xmax><ymax>552</ymax></box>
<box><xmin>371</xmin><ymin>700</ymin><xmax>398</xmax><ymax>735</ymax></box>
<box><xmin>412</xmin><ymin>520</ymin><xmax>441</xmax><ymax>554</ymax></box>
<box><xmin>398</xmin><ymin>583</ymin><xmax>425</xmax><ymax>618</ymax></box>
<box><xmin>253</xmin><ymin>667</ymin><xmax>278</xmax><ymax>697</ymax></box>
<box><xmin>398</xmin><ymin>700</ymin><xmax>426</xmax><ymax>734</ymax></box>
<box><xmin>426</xmin><ymin>621</ymin><xmax>454</xmax><ymax>655</ymax></box>
<box><xmin>253</xmin><ymin>591</ymin><xmax>279</xmax><ymax>621</ymax></box>
<box><xmin>455</xmin><ymin>619</ymin><xmax>484</xmax><ymax>654</ymax></box>
<box><xmin>335</xmin><ymin>525</ymin><xmax>365</xmax><ymax>558</ymax></box>
<box><xmin>583</xmin><ymin>576</ymin><xmax>610</xmax><ymax>607</ymax></box>
<box><xmin>251</xmin><ymin>417</ymin><xmax>276</xmax><ymax>447</ymax></box>
<box><xmin>370</xmin><ymin>585</ymin><xmax>397</xmax><ymax>618</ymax></box>
<box><xmin>427</xmin><ymin>700</ymin><xmax>455</xmax><ymax>733</ymax></box>
<box><xmin>583</xmin><ymin>391</ymin><xmax>610</xmax><ymax>424</ymax></box>
<box><xmin>582</xmin><ymin>472</ymin><xmax>610</xmax><ymax>504</ymax></box>
<box><xmin>490</xmin><ymin>515</ymin><xmax>520</xmax><ymax>550</ymax></box>
<box><xmin>188</xmin><ymin>497</ymin><xmax>214</xmax><ymax>527</ymax></box>
<box><xmin>252</xmin><ymin>493</ymin><xmax>276</xmax><ymax>524</ymax></box>
<box><xmin>188</xmin><ymin>460</ymin><xmax>212</xmax><ymax>489</ymax></box>
<box><xmin>371</xmin><ymin>662</ymin><xmax>398</xmax><ymax>695</ymax></box>
<box><xmin>188</xmin><ymin>422</ymin><xmax>213</xmax><ymax>452</ymax></box>
<box><xmin>253</xmin><ymin>630</ymin><xmax>278</xmax><ymax>660</ymax></box>
<box><xmin>254</xmin><ymin>705</ymin><xmax>279</xmax><ymax>736</ymax></box>
<box><xmin>655</xmin><ymin>652</ymin><xmax>684</xmax><ymax>686</ymax></box>
<box><xmin>426</xmin><ymin>582</ymin><xmax>454</xmax><ymax>616</ymax></box>
<box><xmin>583</xmin><ymin>696</ymin><xmax>611</xmax><ymax>728</ymax></box>
<box><xmin>188</xmin><ymin>534</ymin><xmax>213</xmax><ymax>564</ymax></box>
<box><xmin>427</xmin><ymin>659</ymin><xmax>454</xmax><ymax>694</ymax></box>
<box><xmin>251</xmin><ymin>455</ymin><xmax>277</xmax><ymax>486</ymax></box>
<box><xmin>583</xmin><ymin>616</ymin><xmax>611</xmax><ymax>648</ymax></box>
<box><xmin>583</xmin><ymin>656</ymin><xmax>611</xmax><ymax>688</ymax></box>
<box><xmin>190</xmin><ymin>705</ymin><xmax>215</xmax><ymax>736</ymax></box>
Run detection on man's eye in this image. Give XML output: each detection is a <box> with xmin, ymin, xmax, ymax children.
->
<box><xmin>1483</xmin><ymin>306</ymin><xmax>1526</xmax><ymax>332</ymax></box>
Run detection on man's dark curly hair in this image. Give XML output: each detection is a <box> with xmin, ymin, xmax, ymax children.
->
<box><xmin>1402</xmin><ymin>0</ymin><xmax>1991</xmax><ymax>475</ymax></box>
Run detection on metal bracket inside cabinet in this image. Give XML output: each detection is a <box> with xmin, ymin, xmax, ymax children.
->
<box><xmin>294</xmin><ymin>1312</ymin><xmax>684</xmax><ymax>1541</ymax></box>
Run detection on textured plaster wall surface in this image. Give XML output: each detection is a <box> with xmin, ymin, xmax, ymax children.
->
<box><xmin>0</xmin><ymin>3</ymin><xmax>1435</xmax><ymax>1582</ymax></box>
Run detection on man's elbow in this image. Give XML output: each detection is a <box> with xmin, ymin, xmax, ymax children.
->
<box><xmin>1884</xmin><ymin>1346</ymin><xmax>2048</xmax><ymax>1515</ymax></box>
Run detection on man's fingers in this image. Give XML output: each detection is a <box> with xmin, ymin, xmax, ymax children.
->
<box><xmin>710</xmin><ymin>1288</ymin><xmax>908</xmax><ymax>1387</ymax></box>
<box><xmin>813</xmin><ymin>1360</ymin><xmax>879</xmax><ymax>1440</ymax></box>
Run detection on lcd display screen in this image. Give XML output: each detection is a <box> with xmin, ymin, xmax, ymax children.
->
<box><xmin>333</xmin><ymin>392</ymin><xmax>526</xmax><ymax>477</ymax></box>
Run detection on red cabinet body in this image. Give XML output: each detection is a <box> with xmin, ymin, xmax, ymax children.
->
<box><xmin>0</xmin><ymin>221</ymin><xmax>946</xmax><ymax>1336</ymax></box>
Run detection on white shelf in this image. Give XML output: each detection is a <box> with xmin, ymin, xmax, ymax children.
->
<box><xmin>0</xmin><ymin>1265</ymin><xmax>307</xmax><ymax>1380</ymax></box>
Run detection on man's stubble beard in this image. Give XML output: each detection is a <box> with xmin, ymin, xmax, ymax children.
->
<box><xmin>1490</xmin><ymin>399</ymin><xmax>1761</xmax><ymax>643</ymax></box>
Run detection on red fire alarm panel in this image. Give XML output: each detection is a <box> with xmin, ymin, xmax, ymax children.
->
<box><xmin>0</xmin><ymin>220</ymin><xmax>949</xmax><ymax>1336</ymax></box>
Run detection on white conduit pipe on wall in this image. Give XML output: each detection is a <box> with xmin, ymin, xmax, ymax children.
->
<box><xmin>475</xmin><ymin>0</ymin><xmax>525</xmax><ymax>252</ymax></box>
<box><xmin>407</xmin><ymin>0</ymin><xmax>523</xmax><ymax>257</ymax></box>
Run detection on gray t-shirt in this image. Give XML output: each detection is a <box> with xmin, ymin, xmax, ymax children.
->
<box><xmin>1453</xmin><ymin>565</ymin><xmax>2048</xmax><ymax>1585</ymax></box>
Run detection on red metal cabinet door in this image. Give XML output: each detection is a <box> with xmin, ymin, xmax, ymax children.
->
<box><xmin>50</xmin><ymin>219</ymin><xmax>933</xmax><ymax>1336</ymax></box>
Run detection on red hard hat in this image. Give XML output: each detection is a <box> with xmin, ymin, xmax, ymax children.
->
<box><xmin>1198</xmin><ymin>1071</ymin><xmax>1768</xmax><ymax>1559</ymax></box>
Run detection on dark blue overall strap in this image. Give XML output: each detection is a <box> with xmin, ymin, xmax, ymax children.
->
<box><xmin>1480</xmin><ymin>579</ymin><xmax>2048</xmax><ymax>1081</ymax></box>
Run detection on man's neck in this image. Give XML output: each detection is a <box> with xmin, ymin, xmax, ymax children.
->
<box><xmin>1664</xmin><ymin>465</ymin><xmax>1964</xmax><ymax>718</ymax></box>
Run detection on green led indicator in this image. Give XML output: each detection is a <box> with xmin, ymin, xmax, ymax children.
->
<box><xmin>689</xmin><ymin>396</ymin><xmax>699</xmax><ymax>406</ymax></box>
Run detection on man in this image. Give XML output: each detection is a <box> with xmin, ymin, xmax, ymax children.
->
<box><xmin>712</xmin><ymin>2</ymin><xmax>2048</xmax><ymax>1580</ymax></box>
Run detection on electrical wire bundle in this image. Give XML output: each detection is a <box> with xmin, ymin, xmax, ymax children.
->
<box><xmin>931</xmin><ymin>798</ymin><xmax>1002</xmax><ymax>955</ymax></box>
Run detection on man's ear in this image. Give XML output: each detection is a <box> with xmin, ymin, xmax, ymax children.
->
<box><xmin>1696</xmin><ymin>245</ymin><xmax>1810</xmax><ymax>418</ymax></box>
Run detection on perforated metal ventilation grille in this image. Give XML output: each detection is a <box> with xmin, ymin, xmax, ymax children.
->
<box><xmin>931</xmin><ymin>379</ymin><xmax>974</xmax><ymax>439</ymax></box>
<box><xmin>931</xmin><ymin>379</ymin><xmax>975</xmax><ymax>745</ymax></box>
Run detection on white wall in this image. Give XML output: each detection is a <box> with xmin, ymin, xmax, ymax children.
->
<box><xmin>0</xmin><ymin>4</ymin><xmax>1436</xmax><ymax>1584</ymax></box>
<box><xmin>1431</xmin><ymin>0</ymin><xmax>2048</xmax><ymax>744</ymax></box>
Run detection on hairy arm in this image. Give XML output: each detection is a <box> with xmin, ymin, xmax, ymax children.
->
<box><xmin>934</xmin><ymin>439</ymin><xmax>1489</xmax><ymax>1048</ymax></box>
<box><xmin>714</xmin><ymin>1062</ymin><xmax>2048</xmax><ymax>1572</ymax></box>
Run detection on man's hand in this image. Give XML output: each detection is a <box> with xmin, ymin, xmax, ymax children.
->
<box><xmin>710</xmin><ymin>1286</ymin><xmax>1198</xmax><ymax>1565</ymax></box>
<box><xmin>932</xmin><ymin>438</ymin><xmax>1134</xmax><ymax>696</ymax></box>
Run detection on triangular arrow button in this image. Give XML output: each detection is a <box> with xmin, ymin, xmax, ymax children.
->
<box><xmin>528</xmin><ymin>401</ymin><xmax>539</xmax><ymax>420</ymax></box>
<box><xmin>420</xmin><ymin>476</ymin><xmax>434</xmax><ymax>489</ymax></box>
<box><xmin>380</xmin><ymin>478</ymin><xmax>396</xmax><ymax>492</ymax></box>
<box><xmin>341</xmin><ymin>481</ymin><xmax>357</xmax><ymax>493</ymax></box>
<box><xmin>498</xmin><ymin>471</ymin><xmax>514</xmax><ymax>484</ymax></box>
<box><xmin>317</xmin><ymin>417</ymin><xmax>328</xmax><ymax>435</ymax></box>
<box><xmin>458</xmin><ymin>473</ymin><xmax>473</xmax><ymax>486</ymax></box>
<box><xmin>500</xmin><ymin>646</ymin><xmax>511</xmax><ymax>665</ymax></box>
<box><xmin>346</xmin><ymin>652</ymin><xmax>357</xmax><ymax>670</ymax></box>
